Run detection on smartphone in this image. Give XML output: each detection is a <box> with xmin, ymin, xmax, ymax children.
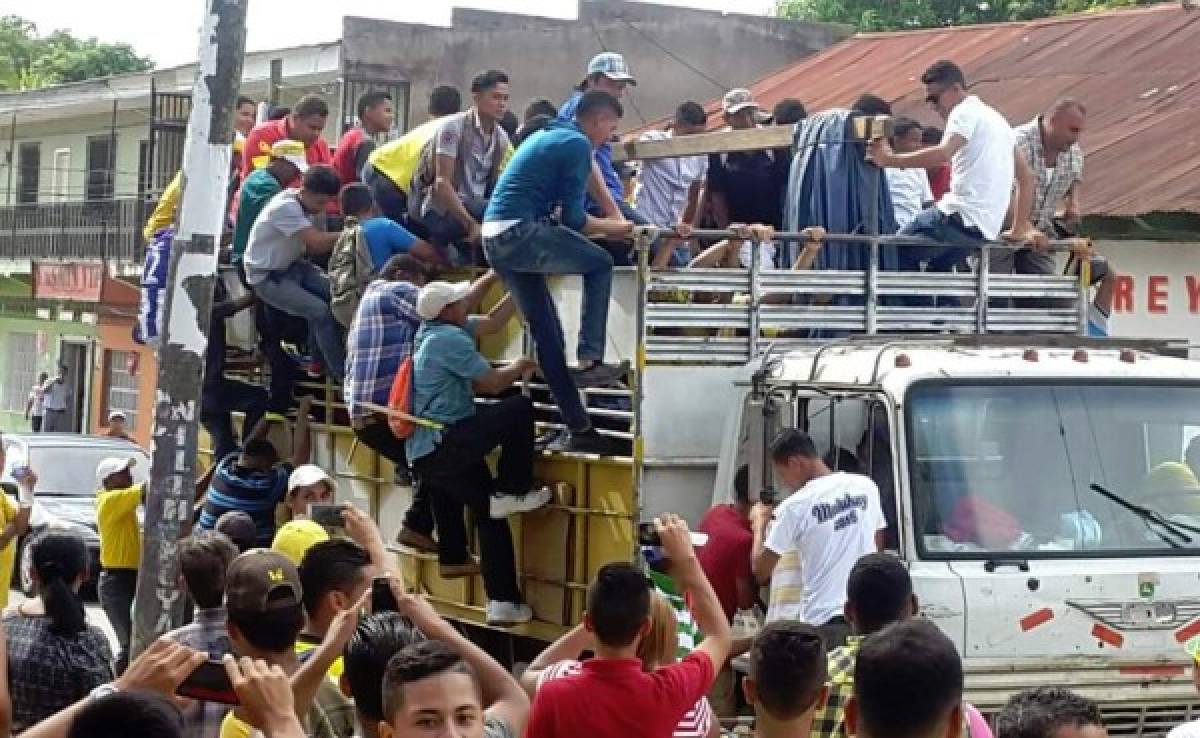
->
<box><xmin>637</xmin><ymin>522</ymin><xmax>708</xmax><ymax>548</ymax></box>
<box><xmin>372</xmin><ymin>576</ymin><xmax>399</xmax><ymax>613</ymax></box>
<box><xmin>308</xmin><ymin>503</ymin><xmax>346</xmax><ymax>528</ymax></box>
<box><xmin>176</xmin><ymin>659</ymin><xmax>239</xmax><ymax>705</ymax></box>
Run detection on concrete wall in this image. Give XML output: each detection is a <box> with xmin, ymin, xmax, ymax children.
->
<box><xmin>343</xmin><ymin>1</ymin><xmax>850</xmax><ymax>131</ymax></box>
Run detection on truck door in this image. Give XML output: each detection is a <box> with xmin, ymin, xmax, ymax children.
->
<box><xmin>907</xmin><ymin>379</ymin><xmax>1200</xmax><ymax>663</ymax></box>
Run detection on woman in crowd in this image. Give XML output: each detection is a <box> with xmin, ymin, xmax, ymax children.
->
<box><xmin>4</xmin><ymin>529</ymin><xmax>113</xmax><ymax>732</ymax></box>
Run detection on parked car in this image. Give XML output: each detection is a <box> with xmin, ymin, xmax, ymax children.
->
<box><xmin>0</xmin><ymin>434</ymin><xmax>148</xmax><ymax>597</ymax></box>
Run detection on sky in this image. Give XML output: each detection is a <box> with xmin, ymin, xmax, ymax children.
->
<box><xmin>0</xmin><ymin>0</ymin><xmax>775</xmax><ymax>69</ymax></box>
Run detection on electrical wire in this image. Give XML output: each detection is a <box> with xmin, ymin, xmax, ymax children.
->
<box><xmin>615</xmin><ymin>15</ymin><xmax>729</xmax><ymax>93</ymax></box>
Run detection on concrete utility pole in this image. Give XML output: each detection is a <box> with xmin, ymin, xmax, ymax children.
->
<box><xmin>131</xmin><ymin>0</ymin><xmax>248</xmax><ymax>658</ymax></box>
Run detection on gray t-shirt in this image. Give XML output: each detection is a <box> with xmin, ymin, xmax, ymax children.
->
<box><xmin>243</xmin><ymin>190</ymin><xmax>314</xmax><ymax>285</ymax></box>
<box><xmin>434</xmin><ymin>111</ymin><xmax>501</xmax><ymax>203</ymax></box>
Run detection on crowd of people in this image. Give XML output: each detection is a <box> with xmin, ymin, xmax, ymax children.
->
<box><xmin>3</xmin><ymin>435</ymin><xmax>1191</xmax><ymax>738</ymax></box>
<box><xmin>0</xmin><ymin>45</ymin><xmax>1162</xmax><ymax>738</ymax></box>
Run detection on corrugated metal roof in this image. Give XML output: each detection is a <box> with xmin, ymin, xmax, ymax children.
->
<box><xmin>666</xmin><ymin>3</ymin><xmax>1200</xmax><ymax>217</ymax></box>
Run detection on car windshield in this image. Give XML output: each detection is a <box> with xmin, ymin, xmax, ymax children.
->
<box><xmin>908</xmin><ymin>382</ymin><xmax>1200</xmax><ymax>557</ymax></box>
<box><xmin>4</xmin><ymin>444</ymin><xmax>149</xmax><ymax>497</ymax></box>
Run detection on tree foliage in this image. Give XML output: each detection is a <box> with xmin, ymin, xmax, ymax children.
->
<box><xmin>775</xmin><ymin>0</ymin><xmax>1159</xmax><ymax>31</ymax></box>
<box><xmin>0</xmin><ymin>15</ymin><xmax>152</xmax><ymax>91</ymax></box>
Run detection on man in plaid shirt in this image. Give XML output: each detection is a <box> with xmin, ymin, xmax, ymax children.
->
<box><xmin>810</xmin><ymin>554</ymin><xmax>918</xmax><ymax>738</ymax></box>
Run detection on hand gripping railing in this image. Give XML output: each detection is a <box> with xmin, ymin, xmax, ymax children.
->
<box><xmin>630</xmin><ymin>226</ymin><xmax>1095</xmax><ymax>365</ymax></box>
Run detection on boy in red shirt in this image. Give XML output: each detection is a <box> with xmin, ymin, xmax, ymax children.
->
<box><xmin>524</xmin><ymin>514</ymin><xmax>731</xmax><ymax>738</ymax></box>
<box><xmin>697</xmin><ymin>465</ymin><xmax>756</xmax><ymax>622</ymax></box>
<box><xmin>333</xmin><ymin>91</ymin><xmax>394</xmax><ymax>186</ymax></box>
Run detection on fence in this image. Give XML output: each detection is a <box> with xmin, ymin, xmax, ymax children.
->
<box><xmin>0</xmin><ymin>198</ymin><xmax>146</xmax><ymax>263</ymax></box>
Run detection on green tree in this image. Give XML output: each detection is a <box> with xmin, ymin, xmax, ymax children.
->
<box><xmin>0</xmin><ymin>15</ymin><xmax>151</xmax><ymax>91</ymax></box>
<box><xmin>776</xmin><ymin>0</ymin><xmax>1158</xmax><ymax>31</ymax></box>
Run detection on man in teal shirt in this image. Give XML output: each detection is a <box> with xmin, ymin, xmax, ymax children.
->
<box><xmin>406</xmin><ymin>278</ymin><xmax>551</xmax><ymax>627</ymax></box>
<box><xmin>231</xmin><ymin>139</ymin><xmax>307</xmax><ymax>264</ymax></box>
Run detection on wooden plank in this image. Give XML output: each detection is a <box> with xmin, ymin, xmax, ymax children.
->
<box><xmin>613</xmin><ymin>125</ymin><xmax>793</xmax><ymax>163</ymax></box>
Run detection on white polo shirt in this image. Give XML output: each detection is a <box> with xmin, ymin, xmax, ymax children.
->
<box><xmin>937</xmin><ymin>95</ymin><xmax>1015</xmax><ymax>240</ymax></box>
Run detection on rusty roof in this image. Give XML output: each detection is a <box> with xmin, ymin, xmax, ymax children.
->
<box><xmin>659</xmin><ymin>3</ymin><xmax>1200</xmax><ymax>218</ymax></box>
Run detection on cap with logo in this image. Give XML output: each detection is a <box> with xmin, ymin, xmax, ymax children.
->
<box><xmin>271</xmin><ymin>519</ymin><xmax>330</xmax><ymax>566</ymax></box>
<box><xmin>587</xmin><ymin>52</ymin><xmax>637</xmax><ymax>86</ymax></box>
<box><xmin>722</xmin><ymin>88</ymin><xmax>761</xmax><ymax>116</ymax></box>
<box><xmin>95</xmin><ymin>457</ymin><xmax>135</xmax><ymax>488</ymax></box>
<box><xmin>415</xmin><ymin>281</ymin><xmax>473</xmax><ymax>321</ymax></box>
<box><xmin>225</xmin><ymin>549</ymin><xmax>303</xmax><ymax>613</ymax></box>
<box><xmin>270</xmin><ymin>139</ymin><xmax>309</xmax><ymax>173</ymax></box>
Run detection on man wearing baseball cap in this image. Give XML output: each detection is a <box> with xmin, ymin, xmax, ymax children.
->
<box><xmin>221</xmin><ymin>549</ymin><xmax>350</xmax><ymax>738</ymax></box>
<box><xmin>406</xmin><ymin>278</ymin><xmax>550</xmax><ymax>625</ymax></box>
<box><xmin>558</xmin><ymin>52</ymin><xmax>652</xmax><ymax>250</ymax></box>
<box><xmin>701</xmin><ymin>88</ymin><xmax>792</xmax><ymax>269</ymax></box>
<box><xmin>231</xmin><ymin>138</ymin><xmax>310</xmax><ymax>265</ymax></box>
<box><xmin>95</xmin><ymin>455</ymin><xmax>144</xmax><ymax>673</ymax></box>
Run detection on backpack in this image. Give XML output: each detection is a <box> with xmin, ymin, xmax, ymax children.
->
<box><xmin>387</xmin><ymin>355</ymin><xmax>418</xmax><ymax>439</ymax></box>
<box><xmin>329</xmin><ymin>216</ymin><xmax>375</xmax><ymax>328</ymax></box>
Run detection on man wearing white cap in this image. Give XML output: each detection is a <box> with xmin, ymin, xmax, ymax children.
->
<box><xmin>102</xmin><ymin>410</ymin><xmax>133</xmax><ymax>442</ymax></box>
<box><xmin>702</xmin><ymin>88</ymin><xmax>792</xmax><ymax>269</ymax></box>
<box><xmin>406</xmin><ymin>279</ymin><xmax>550</xmax><ymax>626</ymax></box>
<box><xmin>558</xmin><ymin>52</ymin><xmax>652</xmax><ymax>245</ymax></box>
<box><xmin>95</xmin><ymin>455</ymin><xmax>144</xmax><ymax>673</ymax></box>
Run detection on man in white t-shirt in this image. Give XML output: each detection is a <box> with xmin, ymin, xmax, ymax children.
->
<box><xmin>752</xmin><ymin>428</ymin><xmax>886</xmax><ymax>651</ymax></box>
<box><xmin>868</xmin><ymin>60</ymin><xmax>1041</xmax><ymax>275</ymax></box>
<box><xmin>885</xmin><ymin>118</ymin><xmax>933</xmax><ymax>231</ymax></box>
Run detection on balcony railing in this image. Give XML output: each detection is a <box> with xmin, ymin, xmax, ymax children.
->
<box><xmin>0</xmin><ymin>198</ymin><xmax>148</xmax><ymax>263</ymax></box>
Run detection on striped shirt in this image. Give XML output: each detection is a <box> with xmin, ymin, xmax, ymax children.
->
<box><xmin>538</xmin><ymin>660</ymin><xmax>714</xmax><ymax>738</ymax></box>
<box><xmin>649</xmin><ymin>570</ymin><xmax>704</xmax><ymax>656</ymax></box>
<box><xmin>198</xmin><ymin>454</ymin><xmax>292</xmax><ymax>547</ymax></box>
<box><xmin>1014</xmin><ymin>117</ymin><xmax>1083</xmax><ymax>234</ymax></box>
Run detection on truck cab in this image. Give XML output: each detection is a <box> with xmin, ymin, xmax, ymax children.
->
<box><xmin>719</xmin><ymin>337</ymin><xmax>1200</xmax><ymax>731</ymax></box>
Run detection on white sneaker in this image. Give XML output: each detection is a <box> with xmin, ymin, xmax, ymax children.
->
<box><xmin>487</xmin><ymin>600</ymin><xmax>533</xmax><ymax>627</ymax></box>
<box><xmin>489</xmin><ymin>486</ymin><xmax>553</xmax><ymax>519</ymax></box>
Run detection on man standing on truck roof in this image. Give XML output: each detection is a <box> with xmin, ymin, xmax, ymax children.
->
<box><xmin>867</xmin><ymin>60</ymin><xmax>1040</xmax><ymax>275</ymax></box>
<box><xmin>752</xmin><ymin>429</ymin><xmax>886</xmax><ymax>651</ymax></box>
<box><xmin>483</xmin><ymin>89</ymin><xmax>633</xmax><ymax>455</ymax></box>
<box><xmin>365</xmin><ymin>85</ymin><xmax>462</xmax><ymax>228</ymax></box>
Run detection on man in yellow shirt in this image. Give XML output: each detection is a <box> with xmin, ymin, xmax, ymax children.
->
<box><xmin>363</xmin><ymin>85</ymin><xmax>461</xmax><ymax>226</ymax></box>
<box><xmin>95</xmin><ymin>455</ymin><xmax>144</xmax><ymax>673</ymax></box>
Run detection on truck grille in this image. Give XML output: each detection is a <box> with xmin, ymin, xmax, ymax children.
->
<box><xmin>1095</xmin><ymin>703</ymin><xmax>1198</xmax><ymax>737</ymax></box>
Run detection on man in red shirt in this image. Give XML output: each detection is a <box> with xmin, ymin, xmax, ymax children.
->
<box><xmin>524</xmin><ymin>514</ymin><xmax>731</xmax><ymax>738</ymax></box>
<box><xmin>696</xmin><ymin>465</ymin><xmax>756</xmax><ymax>717</ymax></box>
<box><xmin>243</xmin><ymin>94</ymin><xmax>333</xmax><ymax>183</ymax></box>
<box><xmin>697</xmin><ymin>465</ymin><xmax>756</xmax><ymax>622</ymax></box>
<box><xmin>333</xmin><ymin>91</ymin><xmax>394</xmax><ymax>186</ymax></box>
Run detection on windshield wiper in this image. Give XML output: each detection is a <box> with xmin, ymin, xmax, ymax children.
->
<box><xmin>1089</xmin><ymin>483</ymin><xmax>1200</xmax><ymax>547</ymax></box>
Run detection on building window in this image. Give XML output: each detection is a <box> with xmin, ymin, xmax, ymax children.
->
<box><xmin>86</xmin><ymin>135</ymin><xmax>114</xmax><ymax>201</ymax></box>
<box><xmin>4</xmin><ymin>333</ymin><xmax>37</xmax><ymax>414</ymax></box>
<box><xmin>17</xmin><ymin>142</ymin><xmax>40</xmax><ymax>204</ymax></box>
<box><xmin>104</xmin><ymin>350</ymin><xmax>138</xmax><ymax>430</ymax></box>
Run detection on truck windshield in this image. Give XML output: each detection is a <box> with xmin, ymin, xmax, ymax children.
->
<box><xmin>907</xmin><ymin>382</ymin><xmax>1200</xmax><ymax>557</ymax></box>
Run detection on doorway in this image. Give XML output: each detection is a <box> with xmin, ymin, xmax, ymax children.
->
<box><xmin>57</xmin><ymin>340</ymin><xmax>91</xmax><ymax>433</ymax></box>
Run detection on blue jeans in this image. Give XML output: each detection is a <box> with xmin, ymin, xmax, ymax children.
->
<box><xmin>419</xmin><ymin>196</ymin><xmax>488</xmax><ymax>265</ymax></box>
<box><xmin>253</xmin><ymin>260</ymin><xmax>346</xmax><ymax>382</ymax></box>
<box><xmin>484</xmin><ymin>220</ymin><xmax>613</xmax><ymax>432</ymax></box>
<box><xmin>897</xmin><ymin>207</ymin><xmax>985</xmax><ymax>273</ymax></box>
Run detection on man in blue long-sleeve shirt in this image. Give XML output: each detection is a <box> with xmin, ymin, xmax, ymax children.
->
<box><xmin>483</xmin><ymin>90</ymin><xmax>632</xmax><ymax>455</ymax></box>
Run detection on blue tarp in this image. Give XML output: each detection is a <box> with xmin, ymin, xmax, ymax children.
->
<box><xmin>782</xmin><ymin>109</ymin><xmax>899</xmax><ymax>272</ymax></box>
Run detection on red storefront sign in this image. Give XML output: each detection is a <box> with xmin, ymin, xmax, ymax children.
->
<box><xmin>32</xmin><ymin>262</ymin><xmax>104</xmax><ymax>302</ymax></box>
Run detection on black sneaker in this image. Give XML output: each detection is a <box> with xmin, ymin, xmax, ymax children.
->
<box><xmin>547</xmin><ymin>428</ymin><xmax>622</xmax><ymax>456</ymax></box>
<box><xmin>570</xmin><ymin>361</ymin><xmax>630</xmax><ymax>388</ymax></box>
